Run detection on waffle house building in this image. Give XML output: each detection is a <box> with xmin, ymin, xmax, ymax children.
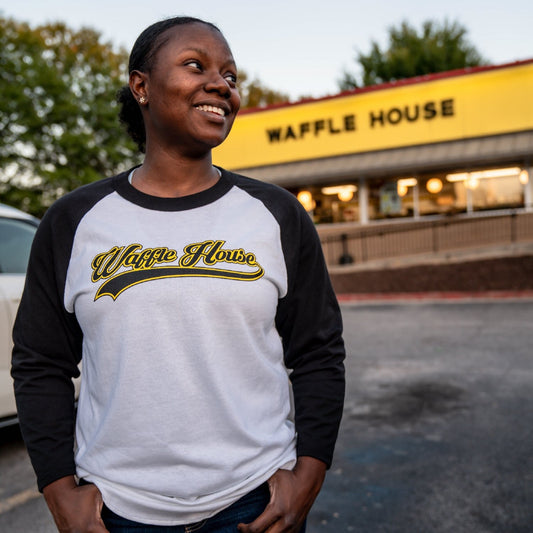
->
<box><xmin>214</xmin><ymin>60</ymin><xmax>533</xmax><ymax>226</ymax></box>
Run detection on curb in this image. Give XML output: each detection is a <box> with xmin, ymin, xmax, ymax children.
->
<box><xmin>337</xmin><ymin>290</ymin><xmax>533</xmax><ymax>303</ymax></box>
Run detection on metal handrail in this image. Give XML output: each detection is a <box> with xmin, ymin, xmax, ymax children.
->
<box><xmin>318</xmin><ymin>210</ymin><xmax>533</xmax><ymax>266</ymax></box>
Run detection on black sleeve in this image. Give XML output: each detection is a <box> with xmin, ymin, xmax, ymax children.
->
<box><xmin>11</xmin><ymin>203</ymin><xmax>84</xmax><ymax>492</ymax></box>
<box><xmin>275</xmin><ymin>197</ymin><xmax>346</xmax><ymax>468</ymax></box>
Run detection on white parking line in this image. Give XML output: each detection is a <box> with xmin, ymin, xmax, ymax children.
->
<box><xmin>0</xmin><ymin>488</ymin><xmax>41</xmax><ymax>515</ymax></box>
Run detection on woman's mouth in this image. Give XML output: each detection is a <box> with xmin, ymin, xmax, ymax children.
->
<box><xmin>195</xmin><ymin>104</ymin><xmax>226</xmax><ymax>117</ymax></box>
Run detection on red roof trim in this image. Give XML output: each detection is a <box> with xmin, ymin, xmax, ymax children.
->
<box><xmin>239</xmin><ymin>58</ymin><xmax>533</xmax><ymax>116</ymax></box>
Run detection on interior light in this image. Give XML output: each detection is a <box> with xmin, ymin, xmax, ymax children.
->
<box><xmin>321</xmin><ymin>185</ymin><xmax>357</xmax><ymax>195</ymax></box>
<box><xmin>466</xmin><ymin>176</ymin><xmax>479</xmax><ymax>190</ymax></box>
<box><xmin>426</xmin><ymin>178</ymin><xmax>443</xmax><ymax>194</ymax></box>
<box><xmin>397</xmin><ymin>184</ymin><xmax>408</xmax><ymax>197</ymax></box>
<box><xmin>519</xmin><ymin>170</ymin><xmax>529</xmax><ymax>185</ymax></box>
<box><xmin>297</xmin><ymin>190</ymin><xmax>315</xmax><ymax>211</ymax></box>
<box><xmin>396</xmin><ymin>178</ymin><xmax>416</xmax><ymax>197</ymax></box>
<box><xmin>446</xmin><ymin>172</ymin><xmax>470</xmax><ymax>183</ymax></box>
<box><xmin>337</xmin><ymin>190</ymin><xmax>354</xmax><ymax>202</ymax></box>
<box><xmin>470</xmin><ymin>167</ymin><xmax>521</xmax><ymax>180</ymax></box>
<box><xmin>447</xmin><ymin>167</ymin><xmax>521</xmax><ymax>182</ymax></box>
<box><xmin>397</xmin><ymin>178</ymin><xmax>418</xmax><ymax>188</ymax></box>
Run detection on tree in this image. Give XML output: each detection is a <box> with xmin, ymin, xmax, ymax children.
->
<box><xmin>0</xmin><ymin>18</ymin><xmax>139</xmax><ymax>217</ymax></box>
<box><xmin>237</xmin><ymin>71</ymin><xmax>290</xmax><ymax>109</ymax></box>
<box><xmin>339</xmin><ymin>19</ymin><xmax>488</xmax><ymax>90</ymax></box>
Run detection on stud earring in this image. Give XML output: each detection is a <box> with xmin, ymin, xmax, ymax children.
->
<box><xmin>139</xmin><ymin>96</ymin><xmax>146</xmax><ymax>104</ymax></box>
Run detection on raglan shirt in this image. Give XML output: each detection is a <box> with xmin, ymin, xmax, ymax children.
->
<box><xmin>11</xmin><ymin>168</ymin><xmax>345</xmax><ymax>525</ymax></box>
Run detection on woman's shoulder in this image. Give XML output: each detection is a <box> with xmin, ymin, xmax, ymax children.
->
<box><xmin>223</xmin><ymin>168</ymin><xmax>304</xmax><ymax>215</ymax></box>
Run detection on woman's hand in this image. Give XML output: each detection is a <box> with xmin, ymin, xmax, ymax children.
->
<box><xmin>43</xmin><ymin>476</ymin><xmax>109</xmax><ymax>533</ymax></box>
<box><xmin>238</xmin><ymin>456</ymin><xmax>326</xmax><ymax>533</ymax></box>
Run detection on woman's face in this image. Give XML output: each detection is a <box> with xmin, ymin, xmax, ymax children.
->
<box><xmin>138</xmin><ymin>23</ymin><xmax>241</xmax><ymax>156</ymax></box>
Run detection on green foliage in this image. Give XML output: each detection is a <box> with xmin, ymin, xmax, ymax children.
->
<box><xmin>237</xmin><ymin>71</ymin><xmax>290</xmax><ymax>109</ymax></box>
<box><xmin>0</xmin><ymin>17</ymin><xmax>139</xmax><ymax>217</ymax></box>
<box><xmin>339</xmin><ymin>19</ymin><xmax>488</xmax><ymax>90</ymax></box>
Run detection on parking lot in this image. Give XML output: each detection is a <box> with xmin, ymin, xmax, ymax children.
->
<box><xmin>1</xmin><ymin>298</ymin><xmax>532</xmax><ymax>532</ymax></box>
<box><xmin>309</xmin><ymin>298</ymin><xmax>533</xmax><ymax>532</ymax></box>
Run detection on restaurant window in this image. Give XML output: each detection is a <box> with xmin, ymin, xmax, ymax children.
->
<box><xmin>446</xmin><ymin>166</ymin><xmax>526</xmax><ymax>211</ymax></box>
<box><xmin>295</xmin><ymin>184</ymin><xmax>359</xmax><ymax>224</ymax></box>
<box><xmin>294</xmin><ymin>166</ymin><xmax>528</xmax><ymax>224</ymax></box>
<box><xmin>419</xmin><ymin>174</ymin><xmax>466</xmax><ymax>216</ymax></box>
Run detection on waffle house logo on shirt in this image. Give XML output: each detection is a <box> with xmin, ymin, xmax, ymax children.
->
<box><xmin>91</xmin><ymin>240</ymin><xmax>264</xmax><ymax>300</ymax></box>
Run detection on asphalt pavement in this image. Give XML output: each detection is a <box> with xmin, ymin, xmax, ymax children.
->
<box><xmin>307</xmin><ymin>297</ymin><xmax>533</xmax><ymax>533</ymax></box>
<box><xmin>1</xmin><ymin>297</ymin><xmax>532</xmax><ymax>532</ymax></box>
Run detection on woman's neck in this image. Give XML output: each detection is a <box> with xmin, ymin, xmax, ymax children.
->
<box><xmin>132</xmin><ymin>150</ymin><xmax>220</xmax><ymax>198</ymax></box>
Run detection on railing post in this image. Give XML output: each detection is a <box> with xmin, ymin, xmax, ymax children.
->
<box><xmin>432</xmin><ymin>222</ymin><xmax>439</xmax><ymax>253</ymax></box>
<box><xmin>361</xmin><ymin>232</ymin><xmax>368</xmax><ymax>263</ymax></box>
<box><xmin>510</xmin><ymin>212</ymin><xmax>517</xmax><ymax>243</ymax></box>
<box><xmin>338</xmin><ymin>233</ymin><xmax>354</xmax><ymax>265</ymax></box>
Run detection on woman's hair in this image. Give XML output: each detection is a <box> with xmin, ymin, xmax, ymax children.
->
<box><xmin>117</xmin><ymin>16</ymin><xmax>223</xmax><ymax>152</ymax></box>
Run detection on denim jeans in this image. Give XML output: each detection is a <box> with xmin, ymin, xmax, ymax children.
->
<box><xmin>101</xmin><ymin>482</ymin><xmax>306</xmax><ymax>533</ymax></box>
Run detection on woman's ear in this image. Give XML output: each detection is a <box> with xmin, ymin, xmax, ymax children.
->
<box><xmin>130</xmin><ymin>70</ymin><xmax>148</xmax><ymax>105</ymax></box>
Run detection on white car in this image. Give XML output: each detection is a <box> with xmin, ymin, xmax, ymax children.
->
<box><xmin>0</xmin><ymin>203</ymin><xmax>39</xmax><ymax>426</ymax></box>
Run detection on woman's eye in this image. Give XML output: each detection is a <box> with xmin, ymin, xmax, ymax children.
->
<box><xmin>225</xmin><ymin>73</ymin><xmax>237</xmax><ymax>84</ymax></box>
<box><xmin>186</xmin><ymin>60</ymin><xmax>202</xmax><ymax>70</ymax></box>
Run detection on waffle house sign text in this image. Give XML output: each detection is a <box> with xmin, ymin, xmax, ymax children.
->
<box><xmin>266</xmin><ymin>98</ymin><xmax>454</xmax><ymax>143</ymax></box>
<box><xmin>212</xmin><ymin>61</ymin><xmax>533</xmax><ymax>169</ymax></box>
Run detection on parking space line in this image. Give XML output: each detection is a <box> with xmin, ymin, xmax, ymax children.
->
<box><xmin>0</xmin><ymin>488</ymin><xmax>41</xmax><ymax>515</ymax></box>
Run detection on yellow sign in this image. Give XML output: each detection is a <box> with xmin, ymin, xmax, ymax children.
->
<box><xmin>213</xmin><ymin>61</ymin><xmax>533</xmax><ymax>169</ymax></box>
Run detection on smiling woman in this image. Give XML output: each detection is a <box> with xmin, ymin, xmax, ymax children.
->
<box><xmin>116</xmin><ymin>17</ymin><xmax>240</xmax><ymax>197</ymax></box>
<box><xmin>11</xmin><ymin>15</ymin><xmax>345</xmax><ymax>533</ymax></box>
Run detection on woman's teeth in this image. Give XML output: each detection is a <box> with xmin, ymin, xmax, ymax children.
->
<box><xmin>196</xmin><ymin>105</ymin><xmax>225</xmax><ymax>116</ymax></box>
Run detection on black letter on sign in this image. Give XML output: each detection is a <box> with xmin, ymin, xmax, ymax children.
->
<box><xmin>344</xmin><ymin>114</ymin><xmax>356</xmax><ymax>131</ymax></box>
<box><xmin>370</xmin><ymin>110</ymin><xmax>385</xmax><ymax>128</ymax></box>
<box><xmin>405</xmin><ymin>105</ymin><xmax>419</xmax><ymax>122</ymax></box>
<box><xmin>441</xmin><ymin>99</ymin><xmax>454</xmax><ymax>117</ymax></box>
<box><xmin>387</xmin><ymin>108</ymin><xmax>402</xmax><ymax>125</ymax></box>
<box><xmin>314</xmin><ymin>120</ymin><xmax>325</xmax><ymax>135</ymax></box>
<box><xmin>328</xmin><ymin>118</ymin><xmax>341</xmax><ymax>134</ymax></box>
<box><xmin>423</xmin><ymin>102</ymin><xmax>437</xmax><ymax>119</ymax></box>
<box><xmin>300</xmin><ymin>122</ymin><xmax>310</xmax><ymax>138</ymax></box>
<box><xmin>267</xmin><ymin>129</ymin><xmax>282</xmax><ymax>142</ymax></box>
<box><xmin>285</xmin><ymin>126</ymin><xmax>297</xmax><ymax>140</ymax></box>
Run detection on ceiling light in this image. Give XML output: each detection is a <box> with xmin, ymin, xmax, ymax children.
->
<box><xmin>321</xmin><ymin>185</ymin><xmax>357</xmax><ymax>195</ymax></box>
<box><xmin>426</xmin><ymin>178</ymin><xmax>443</xmax><ymax>194</ymax></box>
<box><xmin>297</xmin><ymin>190</ymin><xmax>315</xmax><ymax>211</ymax></box>
<box><xmin>447</xmin><ymin>167</ymin><xmax>521</xmax><ymax>182</ymax></box>
<box><xmin>397</xmin><ymin>184</ymin><xmax>408</xmax><ymax>197</ymax></box>
<box><xmin>466</xmin><ymin>176</ymin><xmax>479</xmax><ymax>190</ymax></box>
<box><xmin>446</xmin><ymin>172</ymin><xmax>470</xmax><ymax>183</ymax></box>
<box><xmin>397</xmin><ymin>178</ymin><xmax>418</xmax><ymax>188</ymax></box>
<box><xmin>470</xmin><ymin>167</ymin><xmax>521</xmax><ymax>180</ymax></box>
<box><xmin>337</xmin><ymin>190</ymin><xmax>354</xmax><ymax>202</ymax></box>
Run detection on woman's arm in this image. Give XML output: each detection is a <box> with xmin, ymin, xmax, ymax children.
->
<box><xmin>11</xmin><ymin>203</ymin><xmax>83</xmax><ymax>491</ymax></box>
<box><xmin>275</xmin><ymin>200</ymin><xmax>346</xmax><ymax>468</ymax></box>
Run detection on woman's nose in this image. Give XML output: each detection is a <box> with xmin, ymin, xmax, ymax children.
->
<box><xmin>204</xmin><ymin>72</ymin><xmax>231</xmax><ymax>97</ymax></box>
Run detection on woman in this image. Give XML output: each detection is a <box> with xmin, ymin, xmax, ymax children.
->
<box><xmin>12</xmin><ymin>16</ymin><xmax>345</xmax><ymax>533</ymax></box>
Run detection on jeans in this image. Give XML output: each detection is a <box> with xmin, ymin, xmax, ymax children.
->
<box><xmin>101</xmin><ymin>482</ymin><xmax>306</xmax><ymax>533</ymax></box>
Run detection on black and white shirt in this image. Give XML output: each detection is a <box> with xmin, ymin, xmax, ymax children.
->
<box><xmin>12</xmin><ymin>168</ymin><xmax>345</xmax><ymax>525</ymax></box>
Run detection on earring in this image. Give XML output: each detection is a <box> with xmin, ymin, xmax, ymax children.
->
<box><xmin>139</xmin><ymin>96</ymin><xmax>146</xmax><ymax>104</ymax></box>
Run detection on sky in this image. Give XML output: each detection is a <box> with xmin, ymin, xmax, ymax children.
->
<box><xmin>1</xmin><ymin>0</ymin><xmax>532</xmax><ymax>100</ymax></box>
